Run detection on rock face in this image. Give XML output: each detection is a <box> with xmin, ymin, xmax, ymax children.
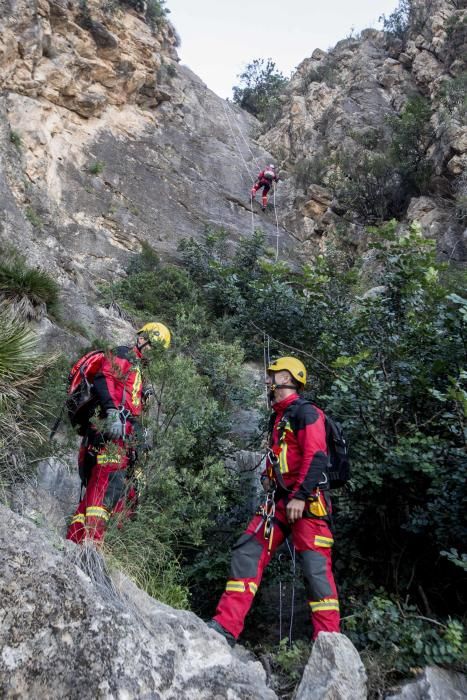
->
<box><xmin>294</xmin><ymin>632</ymin><xmax>367</xmax><ymax>700</ymax></box>
<box><xmin>0</xmin><ymin>504</ymin><xmax>277</xmax><ymax>699</ymax></box>
<box><xmin>260</xmin><ymin>0</ymin><xmax>467</xmax><ymax>262</ymax></box>
<box><xmin>386</xmin><ymin>666</ymin><xmax>467</xmax><ymax>699</ymax></box>
<box><xmin>0</xmin><ymin>0</ymin><xmax>290</xmax><ymax>344</ymax></box>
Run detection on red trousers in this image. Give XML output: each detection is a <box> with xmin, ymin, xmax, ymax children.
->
<box><xmin>66</xmin><ymin>438</ymin><xmax>137</xmax><ymax>544</ymax></box>
<box><xmin>214</xmin><ymin>499</ymin><xmax>340</xmax><ymax>640</ymax></box>
<box><xmin>251</xmin><ymin>180</ymin><xmax>271</xmax><ymax>207</ymax></box>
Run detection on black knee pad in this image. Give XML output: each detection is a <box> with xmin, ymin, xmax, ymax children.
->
<box><xmin>230</xmin><ymin>533</ymin><xmax>264</xmax><ymax>579</ymax></box>
<box><xmin>103</xmin><ymin>470</ymin><xmax>127</xmax><ymax>510</ymax></box>
<box><xmin>298</xmin><ymin>549</ymin><xmax>333</xmax><ymax>600</ymax></box>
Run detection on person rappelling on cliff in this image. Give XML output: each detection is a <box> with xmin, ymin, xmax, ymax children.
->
<box><xmin>66</xmin><ymin>323</ymin><xmax>171</xmax><ymax>545</ymax></box>
<box><xmin>251</xmin><ymin>164</ymin><xmax>279</xmax><ymax>210</ymax></box>
<box><xmin>208</xmin><ymin>357</ymin><xmax>340</xmax><ymax>646</ymax></box>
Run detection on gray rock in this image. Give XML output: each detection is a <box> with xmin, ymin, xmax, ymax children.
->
<box><xmin>294</xmin><ymin>632</ymin><xmax>367</xmax><ymax>700</ymax></box>
<box><xmin>9</xmin><ymin>454</ymin><xmax>79</xmax><ymax>537</ymax></box>
<box><xmin>89</xmin><ymin>21</ymin><xmax>119</xmax><ymax>49</ymax></box>
<box><xmin>0</xmin><ymin>504</ymin><xmax>277</xmax><ymax>699</ymax></box>
<box><xmin>386</xmin><ymin>666</ymin><xmax>467</xmax><ymax>700</ymax></box>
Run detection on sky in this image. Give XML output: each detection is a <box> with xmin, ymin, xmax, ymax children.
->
<box><xmin>166</xmin><ymin>0</ymin><xmax>400</xmax><ymax>99</ymax></box>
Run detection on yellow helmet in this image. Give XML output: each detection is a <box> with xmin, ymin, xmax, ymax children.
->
<box><xmin>137</xmin><ymin>322</ymin><xmax>171</xmax><ymax>348</ymax></box>
<box><xmin>267</xmin><ymin>356</ymin><xmax>307</xmax><ymax>386</ymax></box>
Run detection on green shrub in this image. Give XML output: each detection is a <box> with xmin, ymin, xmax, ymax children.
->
<box><xmin>25</xmin><ymin>206</ymin><xmax>42</xmax><ymax>228</ymax></box>
<box><xmin>232</xmin><ymin>58</ymin><xmax>287</xmax><ymax>124</ymax></box>
<box><xmin>319</xmin><ymin>96</ymin><xmax>435</xmax><ymax>222</ymax></box>
<box><xmin>88</xmin><ymin>160</ymin><xmax>105</xmax><ymax>175</ymax></box>
<box><xmin>104</xmin><ymin>345</ymin><xmax>248</xmax><ymax>605</ymax></box>
<box><xmin>387</xmin><ymin>95</ymin><xmax>435</xmax><ymax>195</ymax></box>
<box><xmin>439</xmin><ymin>73</ymin><xmax>467</xmax><ymax>126</ymax></box>
<box><xmin>0</xmin><ymin>309</ymin><xmax>55</xmax><ymax>491</ymax></box>
<box><xmin>9</xmin><ymin>130</ymin><xmax>21</xmax><ymax>149</ymax></box>
<box><xmin>293</xmin><ymin>155</ymin><xmax>330</xmax><ymax>191</ymax></box>
<box><xmin>0</xmin><ymin>254</ymin><xmax>60</xmax><ymax>319</ymax></box>
<box><xmin>379</xmin><ymin>0</ymin><xmax>411</xmax><ymax>40</ymax></box>
<box><xmin>345</xmin><ymin>595</ymin><xmax>466</xmax><ymax>674</ymax></box>
<box><xmin>145</xmin><ymin>0</ymin><xmax>169</xmax><ymax>31</ymax></box>
<box><xmin>326</xmin><ymin>150</ymin><xmax>401</xmax><ymax>222</ymax></box>
<box><xmin>380</xmin><ymin>0</ymin><xmax>437</xmax><ymax>45</ymax></box>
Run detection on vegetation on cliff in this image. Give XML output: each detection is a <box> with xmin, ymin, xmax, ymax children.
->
<box><xmin>94</xmin><ymin>222</ymin><xmax>466</xmax><ymax>689</ymax></box>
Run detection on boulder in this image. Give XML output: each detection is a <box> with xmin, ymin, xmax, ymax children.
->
<box><xmin>0</xmin><ymin>504</ymin><xmax>277</xmax><ymax>699</ymax></box>
<box><xmin>294</xmin><ymin>632</ymin><xmax>367</xmax><ymax>700</ymax></box>
<box><xmin>386</xmin><ymin>666</ymin><xmax>467</xmax><ymax>700</ymax></box>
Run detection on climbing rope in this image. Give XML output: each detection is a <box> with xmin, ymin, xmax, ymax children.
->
<box><xmin>221</xmin><ymin>99</ymin><xmax>281</xmax><ymax>256</ymax></box>
<box><xmin>221</xmin><ymin>100</ymin><xmax>255</xmax><ymax>181</ymax></box>
<box><xmin>221</xmin><ymin>101</ymin><xmax>257</xmax><ymax>238</ymax></box>
<box><xmin>272</xmin><ymin>184</ymin><xmax>280</xmax><ymax>262</ymax></box>
<box><xmin>225</xmin><ymin>99</ymin><xmax>262</xmax><ymax>172</ymax></box>
<box><xmin>285</xmin><ymin>538</ymin><xmax>297</xmax><ymax>646</ymax></box>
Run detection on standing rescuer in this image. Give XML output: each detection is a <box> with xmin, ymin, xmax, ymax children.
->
<box><xmin>66</xmin><ymin>322</ymin><xmax>171</xmax><ymax>544</ymax></box>
<box><xmin>208</xmin><ymin>356</ymin><xmax>340</xmax><ymax>646</ymax></box>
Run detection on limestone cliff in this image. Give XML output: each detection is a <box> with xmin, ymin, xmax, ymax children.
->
<box><xmin>261</xmin><ymin>0</ymin><xmax>467</xmax><ymax>262</ymax></box>
<box><xmin>0</xmin><ymin>0</ymin><xmax>290</xmax><ymax>347</ymax></box>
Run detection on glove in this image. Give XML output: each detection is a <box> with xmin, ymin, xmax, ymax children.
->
<box><xmin>142</xmin><ymin>387</ymin><xmax>155</xmax><ymax>403</ymax></box>
<box><xmin>104</xmin><ymin>409</ymin><xmax>124</xmax><ymax>439</ymax></box>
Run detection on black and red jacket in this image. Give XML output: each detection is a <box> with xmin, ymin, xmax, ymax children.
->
<box><xmin>264</xmin><ymin>393</ymin><xmax>329</xmax><ymax>500</ymax></box>
<box><xmin>93</xmin><ymin>346</ymin><xmax>144</xmax><ymax>419</ymax></box>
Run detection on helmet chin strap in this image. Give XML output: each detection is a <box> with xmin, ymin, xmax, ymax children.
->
<box><xmin>136</xmin><ymin>338</ymin><xmax>151</xmax><ymax>352</ymax></box>
<box><xmin>268</xmin><ymin>373</ymin><xmax>297</xmax><ymax>401</ymax></box>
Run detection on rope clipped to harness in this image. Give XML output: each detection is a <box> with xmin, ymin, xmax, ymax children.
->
<box><xmin>257</xmin><ymin>484</ymin><xmax>276</xmax><ymax>553</ymax></box>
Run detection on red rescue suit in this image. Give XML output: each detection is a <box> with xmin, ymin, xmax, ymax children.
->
<box><xmin>213</xmin><ymin>393</ymin><xmax>340</xmax><ymax>639</ymax></box>
<box><xmin>66</xmin><ymin>345</ymin><xmax>144</xmax><ymax>544</ymax></box>
<box><xmin>251</xmin><ymin>168</ymin><xmax>279</xmax><ymax>208</ymax></box>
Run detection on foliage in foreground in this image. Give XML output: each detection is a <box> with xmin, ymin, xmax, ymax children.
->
<box><xmin>101</xmin><ymin>222</ymin><xmax>466</xmax><ymax>684</ymax></box>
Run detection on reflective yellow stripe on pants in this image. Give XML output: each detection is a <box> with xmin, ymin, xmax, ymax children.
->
<box><xmin>85</xmin><ymin>506</ymin><xmax>110</xmax><ymax>522</ymax></box>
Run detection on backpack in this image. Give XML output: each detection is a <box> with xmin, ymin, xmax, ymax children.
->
<box><xmin>269</xmin><ymin>398</ymin><xmax>351</xmax><ymax>490</ymax></box>
<box><xmin>66</xmin><ymin>350</ymin><xmax>105</xmax><ymax>435</ymax></box>
<box><xmin>263</xmin><ymin>169</ymin><xmax>275</xmax><ymax>181</ymax></box>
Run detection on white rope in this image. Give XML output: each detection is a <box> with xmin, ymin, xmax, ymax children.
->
<box><xmin>221</xmin><ymin>100</ymin><xmax>255</xmax><ymax>181</ymax></box>
<box><xmin>263</xmin><ymin>332</ymin><xmax>269</xmax><ymax>408</ymax></box>
<box><xmin>285</xmin><ymin>538</ymin><xmax>296</xmax><ymax>646</ymax></box>
<box><xmin>279</xmin><ymin>578</ymin><xmax>283</xmax><ymax>643</ymax></box>
<box><xmin>224</xmin><ymin>99</ymin><xmax>262</xmax><ymax>172</ymax></box>
<box><xmin>272</xmin><ymin>184</ymin><xmax>280</xmax><ymax>262</ymax></box>
<box><xmin>221</xmin><ymin>100</ymin><xmax>256</xmax><ymax>238</ymax></box>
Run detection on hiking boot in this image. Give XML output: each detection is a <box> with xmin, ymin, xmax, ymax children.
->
<box><xmin>207</xmin><ymin>619</ymin><xmax>236</xmax><ymax>647</ymax></box>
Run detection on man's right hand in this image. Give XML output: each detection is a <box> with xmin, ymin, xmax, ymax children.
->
<box><xmin>261</xmin><ymin>477</ymin><xmax>271</xmax><ymax>493</ymax></box>
<box><xmin>105</xmin><ymin>409</ymin><xmax>124</xmax><ymax>439</ymax></box>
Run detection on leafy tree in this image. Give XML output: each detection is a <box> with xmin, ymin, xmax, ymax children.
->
<box><xmin>99</xmin><ymin>226</ymin><xmax>466</xmax><ymax>684</ymax></box>
<box><xmin>232</xmin><ymin>58</ymin><xmax>287</xmax><ymax>125</ymax></box>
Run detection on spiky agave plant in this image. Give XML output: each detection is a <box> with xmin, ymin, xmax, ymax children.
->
<box><xmin>0</xmin><ymin>255</ymin><xmax>59</xmax><ymax>320</ymax></box>
<box><xmin>0</xmin><ymin>305</ymin><xmax>52</xmax><ymax>488</ymax></box>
